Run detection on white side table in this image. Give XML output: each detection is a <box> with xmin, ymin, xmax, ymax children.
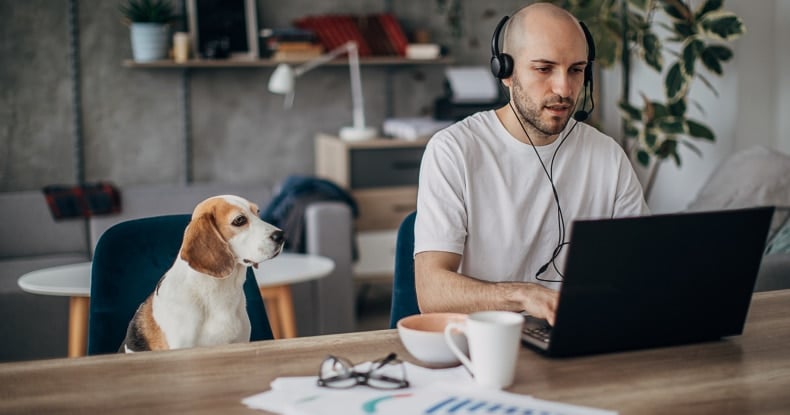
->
<box><xmin>18</xmin><ymin>253</ymin><xmax>334</xmax><ymax>357</ymax></box>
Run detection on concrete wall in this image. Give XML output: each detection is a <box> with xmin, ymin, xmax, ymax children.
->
<box><xmin>0</xmin><ymin>0</ymin><xmax>525</xmax><ymax>191</ymax></box>
<box><xmin>2</xmin><ymin>1</ymin><xmax>786</xmax><ymax>212</ymax></box>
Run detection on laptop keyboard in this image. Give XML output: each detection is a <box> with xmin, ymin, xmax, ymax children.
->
<box><xmin>522</xmin><ymin>316</ymin><xmax>552</xmax><ymax>344</ymax></box>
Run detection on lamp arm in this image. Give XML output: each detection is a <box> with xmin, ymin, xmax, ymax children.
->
<box><xmin>293</xmin><ymin>41</ymin><xmax>366</xmax><ymax>130</ymax></box>
<box><xmin>293</xmin><ymin>41</ymin><xmax>355</xmax><ymax>77</ymax></box>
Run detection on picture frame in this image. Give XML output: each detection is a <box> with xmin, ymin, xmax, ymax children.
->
<box><xmin>186</xmin><ymin>0</ymin><xmax>259</xmax><ymax>60</ymax></box>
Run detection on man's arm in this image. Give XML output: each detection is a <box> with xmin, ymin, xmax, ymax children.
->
<box><xmin>415</xmin><ymin>251</ymin><xmax>559</xmax><ymax>325</ymax></box>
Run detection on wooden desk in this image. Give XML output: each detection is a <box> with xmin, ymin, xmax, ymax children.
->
<box><xmin>1</xmin><ymin>290</ymin><xmax>788</xmax><ymax>414</ymax></box>
<box><xmin>16</xmin><ymin>253</ymin><xmax>334</xmax><ymax>357</ymax></box>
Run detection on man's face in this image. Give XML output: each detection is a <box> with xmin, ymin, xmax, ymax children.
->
<box><xmin>505</xmin><ymin>28</ymin><xmax>588</xmax><ymax>138</ymax></box>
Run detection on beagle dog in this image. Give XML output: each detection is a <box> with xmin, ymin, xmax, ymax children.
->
<box><xmin>120</xmin><ymin>195</ymin><xmax>284</xmax><ymax>353</ymax></box>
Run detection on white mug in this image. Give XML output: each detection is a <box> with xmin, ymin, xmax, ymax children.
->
<box><xmin>444</xmin><ymin>311</ymin><xmax>523</xmax><ymax>389</ymax></box>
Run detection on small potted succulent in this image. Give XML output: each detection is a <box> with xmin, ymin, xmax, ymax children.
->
<box><xmin>120</xmin><ymin>0</ymin><xmax>177</xmax><ymax>62</ymax></box>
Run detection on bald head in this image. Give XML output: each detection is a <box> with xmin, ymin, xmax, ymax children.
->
<box><xmin>502</xmin><ymin>3</ymin><xmax>588</xmax><ymax>62</ymax></box>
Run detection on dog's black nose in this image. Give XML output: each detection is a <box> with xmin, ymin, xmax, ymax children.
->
<box><xmin>270</xmin><ymin>230</ymin><xmax>285</xmax><ymax>244</ymax></box>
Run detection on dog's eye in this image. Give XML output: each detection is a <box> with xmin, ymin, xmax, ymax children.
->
<box><xmin>232</xmin><ymin>216</ymin><xmax>248</xmax><ymax>227</ymax></box>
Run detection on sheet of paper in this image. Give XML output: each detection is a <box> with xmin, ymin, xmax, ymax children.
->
<box><xmin>444</xmin><ymin>66</ymin><xmax>500</xmax><ymax>103</ymax></box>
<box><xmin>243</xmin><ymin>362</ymin><xmax>617</xmax><ymax>415</ymax></box>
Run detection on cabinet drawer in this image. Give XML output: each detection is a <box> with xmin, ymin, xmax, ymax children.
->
<box><xmin>350</xmin><ymin>148</ymin><xmax>424</xmax><ymax>189</ymax></box>
<box><xmin>353</xmin><ymin>187</ymin><xmax>417</xmax><ymax>231</ymax></box>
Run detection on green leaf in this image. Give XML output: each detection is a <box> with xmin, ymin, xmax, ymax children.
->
<box><xmin>663</xmin><ymin>2</ymin><xmax>691</xmax><ymax>21</ymax></box>
<box><xmin>642</xmin><ymin>31</ymin><xmax>663</xmax><ymax>72</ymax></box>
<box><xmin>705</xmin><ymin>45</ymin><xmax>733</xmax><ymax>62</ymax></box>
<box><xmin>650</xmin><ymin>102</ymin><xmax>670</xmax><ymax>120</ymax></box>
<box><xmin>686</xmin><ymin>120</ymin><xmax>716</xmax><ymax>140</ymax></box>
<box><xmin>700</xmin><ymin>12</ymin><xmax>746</xmax><ymax>41</ymax></box>
<box><xmin>695</xmin><ymin>0</ymin><xmax>724</xmax><ymax>20</ymax></box>
<box><xmin>637</xmin><ymin>150</ymin><xmax>651</xmax><ymax>167</ymax></box>
<box><xmin>665</xmin><ymin>62</ymin><xmax>688</xmax><ymax>102</ymax></box>
<box><xmin>681</xmin><ymin>39</ymin><xmax>705</xmax><ymax>76</ymax></box>
<box><xmin>645</xmin><ymin>131</ymin><xmax>657</xmax><ymax>147</ymax></box>
<box><xmin>700</xmin><ymin>48</ymin><xmax>724</xmax><ymax>75</ymax></box>
<box><xmin>658</xmin><ymin>117</ymin><xmax>686</xmax><ymax>134</ymax></box>
<box><xmin>619</xmin><ymin>101</ymin><xmax>642</xmax><ymax>121</ymax></box>
<box><xmin>673</xmin><ymin>22</ymin><xmax>696</xmax><ymax>38</ymax></box>
<box><xmin>668</xmin><ymin>98</ymin><xmax>687</xmax><ymax>117</ymax></box>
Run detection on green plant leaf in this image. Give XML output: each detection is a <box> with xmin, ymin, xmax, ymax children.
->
<box><xmin>700</xmin><ymin>11</ymin><xmax>746</xmax><ymax>41</ymax></box>
<box><xmin>681</xmin><ymin>38</ymin><xmax>705</xmax><ymax>76</ymax></box>
<box><xmin>700</xmin><ymin>48</ymin><xmax>723</xmax><ymax>75</ymax></box>
<box><xmin>668</xmin><ymin>98</ymin><xmax>687</xmax><ymax>116</ymax></box>
<box><xmin>705</xmin><ymin>45</ymin><xmax>733</xmax><ymax>61</ymax></box>
<box><xmin>642</xmin><ymin>31</ymin><xmax>663</xmax><ymax>72</ymax></box>
<box><xmin>619</xmin><ymin>101</ymin><xmax>642</xmax><ymax>121</ymax></box>
<box><xmin>663</xmin><ymin>0</ymin><xmax>693</xmax><ymax>21</ymax></box>
<box><xmin>650</xmin><ymin>102</ymin><xmax>670</xmax><ymax>120</ymax></box>
<box><xmin>686</xmin><ymin>120</ymin><xmax>715</xmax><ymax>140</ymax></box>
<box><xmin>665</xmin><ymin>62</ymin><xmax>688</xmax><ymax>102</ymax></box>
<box><xmin>695</xmin><ymin>0</ymin><xmax>724</xmax><ymax>21</ymax></box>
<box><xmin>672</xmin><ymin>21</ymin><xmax>696</xmax><ymax>38</ymax></box>
<box><xmin>637</xmin><ymin>150</ymin><xmax>651</xmax><ymax>167</ymax></box>
<box><xmin>645</xmin><ymin>130</ymin><xmax>658</xmax><ymax>148</ymax></box>
<box><xmin>658</xmin><ymin>117</ymin><xmax>686</xmax><ymax>134</ymax></box>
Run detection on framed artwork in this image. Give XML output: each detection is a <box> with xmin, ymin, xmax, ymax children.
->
<box><xmin>187</xmin><ymin>0</ymin><xmax>259</xmax><ymax>60</ymax></box>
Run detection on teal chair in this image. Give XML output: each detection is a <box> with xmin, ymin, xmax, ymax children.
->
<box><xmin>88</xmin><ymin>215</ymin><xmax>273</xmax><ymax>355</ymax></box>
<box><xmin>389</xmin><ymin>211</ymin><xmax>420</xmax><ymax>328</ymax></box>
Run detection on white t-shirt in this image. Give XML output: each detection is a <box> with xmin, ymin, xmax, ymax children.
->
<box><xmin>415</xmin><ymin>110</ymin><xmax>649</xmax><ymax>290</ymax></box>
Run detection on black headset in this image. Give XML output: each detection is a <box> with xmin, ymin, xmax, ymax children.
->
<box><xmin>492</xmin><ymin>14</ymin><xmax>597</xmax><ymax>280</ymax></box>
<box><xmin>490</xmin><ymin>15</ymin><xmax>596</xmax><ymax>121</ymax></box>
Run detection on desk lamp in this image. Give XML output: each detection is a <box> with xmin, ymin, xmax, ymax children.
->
<box><xmin>267</xmin><ymin>41</ymin><xmax>377</xmax><ymax>141</ymax></box>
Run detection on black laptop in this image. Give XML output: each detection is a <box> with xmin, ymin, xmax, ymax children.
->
<box><xmin>521</xmin><ymin>206</ymin><xmax>775</xmax><ymax>357</ymax></box>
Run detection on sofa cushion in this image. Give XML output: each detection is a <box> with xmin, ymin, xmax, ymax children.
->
<box><xmin>686</xmin><ymin>146</ymin><xmax>790</xmax><ymax>235</ymax></box>
<box><xmin>0</xmin><ymin>191</ymin><xmax>88</xmax><ymax>259</ymax></box>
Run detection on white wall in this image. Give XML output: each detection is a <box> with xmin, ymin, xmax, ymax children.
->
<box><xmin>599</xmin><ymin>0</ymin><xmax>790</xmax><ymax>213</ymax></box>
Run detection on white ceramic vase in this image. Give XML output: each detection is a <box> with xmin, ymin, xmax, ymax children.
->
<box><xmin>130</xmin><ymin>23</ymin><xmax>169</xmax><ymax>62</ymax></box>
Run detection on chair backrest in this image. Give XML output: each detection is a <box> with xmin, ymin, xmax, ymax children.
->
<box><xmin>389</xmin><ymin>211</ymin><xmax>419</xmax><ymax>328</ymax></box>
<box><xmin>88</xmin><ymin>214</ymin><xmax>272</xmax><ymax>355</ymax></box>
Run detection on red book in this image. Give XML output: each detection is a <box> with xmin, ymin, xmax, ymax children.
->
<box><xmin>378</xmin><ymin>13</ymin><xmax>408</xmax><ymax>56</ymax></box>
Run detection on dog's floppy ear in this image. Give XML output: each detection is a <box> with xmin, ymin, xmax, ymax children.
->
<box><xmin>181</xmin><ymin>213</ymin><xmax>235</xmax><ymax>278</ymax></box>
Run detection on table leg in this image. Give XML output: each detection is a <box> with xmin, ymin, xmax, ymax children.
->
<box><xmin>260</xmin><ymin>285</ymin><xmax>297</xmax><ymax>339</ymax></box>
<box><xmin>68</xmin><ymin>296</ymin><xmax>90</xmax><ymax>358</ymax></box>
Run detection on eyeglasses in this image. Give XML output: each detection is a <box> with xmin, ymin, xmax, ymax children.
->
<box><xmin>317</xmin><ymin>352</ymin><xmax>410</xmax><ymax>389</ymax></box>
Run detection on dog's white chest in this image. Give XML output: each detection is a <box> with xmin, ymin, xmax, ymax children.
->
<box><xmin>153</xmin><ymin>265</ymin><xmax>251</xmax><ymax>349</ymax></box>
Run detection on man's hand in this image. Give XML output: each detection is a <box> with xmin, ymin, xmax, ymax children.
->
<box><xmin>519</xmin><ymin>283</ymin><xmax>559</xmax><ymax>326</ymax></box>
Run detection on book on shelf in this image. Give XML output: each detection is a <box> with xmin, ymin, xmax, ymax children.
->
<box><xmin>294</xmin><ymin>13</ymin><xmax>413</xmax><ymax>57</ymax></box>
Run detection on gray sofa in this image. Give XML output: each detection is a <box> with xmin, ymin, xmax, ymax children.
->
<box><xmin>684</xmin><ymin>146</ymin><xmax>790</xmax><ymax>291</ymax></box>
<box><xmin>1</xmin><ymin>182</ymin><xmax>355</xmax><ymax>362</ymax></box>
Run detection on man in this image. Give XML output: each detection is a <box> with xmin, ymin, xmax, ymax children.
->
<box><xmin>414</xmin><ymin>3</ymin><xmax>648</xmax><ymax>326</ymax></box>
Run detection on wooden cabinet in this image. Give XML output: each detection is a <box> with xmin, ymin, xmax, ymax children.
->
<box><xmin>315</xmin><ymin>134</ymin><xmax>427</xmax><ymax>232</ymax></box>
<box><xmin>316</xmin><ymin>133</ymin><xmax>429</xmax><ymax>281</ymax></box>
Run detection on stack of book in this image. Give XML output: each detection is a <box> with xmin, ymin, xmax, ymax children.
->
<box><xmin>260</xmin><ymin>27</ymin><xmax>322</xmax><ymax>60</ymax></box>
<box><xmin>294</xmin><ymin>13</ymin><xmax>409</xmax><ymax>57</ymax></box>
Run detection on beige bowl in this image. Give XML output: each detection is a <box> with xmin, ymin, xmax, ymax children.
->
<box><xmin>397</xmin><ymin>313</ymin><xmax>469</xmax><ymax>367</ymax></box>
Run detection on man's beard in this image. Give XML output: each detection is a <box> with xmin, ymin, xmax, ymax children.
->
<box><xmin>510</xmin><ymin>75</ymin><xmax>575</xmax><ymax>138</ymax></box>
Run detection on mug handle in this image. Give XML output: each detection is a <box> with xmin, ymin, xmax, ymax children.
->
<box><xmin>444</xmin><ymin>322</ymin><xmax>474</xmax><ymax>375</ymax></box>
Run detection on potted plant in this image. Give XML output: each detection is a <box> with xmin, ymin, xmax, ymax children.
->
<box><xmin>551</xmin><ymin>0</ymin><xmax>745</xmax><ymax>198</ymax></box>
<box><xmin>120</xmin><ymin>0</ymin><xmax>177</xmax><ymax>62</ymax></box>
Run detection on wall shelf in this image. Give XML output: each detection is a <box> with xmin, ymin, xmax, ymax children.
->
<box><xmin>122</xmin><ymin>56</ymin><xmax>454</xmax><ymax>69</ymax></box>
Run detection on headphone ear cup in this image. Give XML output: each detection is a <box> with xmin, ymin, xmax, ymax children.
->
<box><xmin>491</xmin><ymin>53</ymin><xmax>514</xmax><ymax>79</ymax></box>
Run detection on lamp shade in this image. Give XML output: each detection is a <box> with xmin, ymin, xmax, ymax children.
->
<box><xmin>268</xmin><ymin>64</ymin><xmax>295</xmax><ymax>95</ymax></box>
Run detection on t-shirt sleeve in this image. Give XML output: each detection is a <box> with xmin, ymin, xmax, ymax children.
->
<box><xmin>414</xmin><ymin>133</ymin><xmax>468</xmax><ymax>257</ymax></box>
<box><xmin>613</xmin><ymin>151</ymin><xmax>651</xmax><ymax>217</ymax></box>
